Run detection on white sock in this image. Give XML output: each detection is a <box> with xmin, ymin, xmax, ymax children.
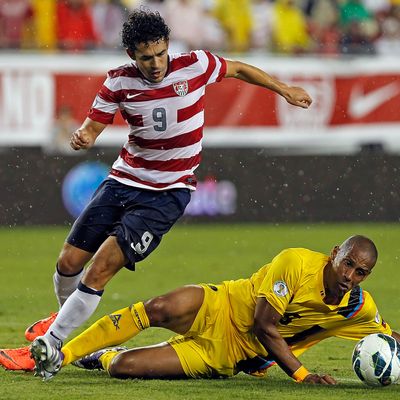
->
<box><xmin>44</xmin><ymin>283</ymin><xmax>103</xmax><ymax>346</ymax></box>
<box><xmin>53</xmin><ymin>265</ymin><xmax>84</xmax><ymax>307</ymax></box>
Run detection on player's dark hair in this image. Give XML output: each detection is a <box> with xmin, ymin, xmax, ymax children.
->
<box><xmin>121</xmin><ymin>9</ymin><xmax>170</xmax><ymax>51</ymax></box>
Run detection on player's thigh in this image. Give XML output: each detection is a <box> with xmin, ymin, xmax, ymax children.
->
<box><xmin>168</xmin><ymin>284</ymin><xmax>238</xmax><ymax>378</ymax></box>
<box><xmin>112</xmin><ymin>188</ymin><xmax>191</xmax><ymax>270</ymax></box>
<box><xmin>109</xmin><ymin>342</ymin><xmax>187</xmax><ymax>379</ymax></box>
<box><xmin>66</xmin><ymin>179</ymin><xmax>125</xmax><ymax>253</ymax></box>
<box><xmin>168</xmin><ymin>336</ymin><xmax>214</xmax><ymax>378</ymax></box>
<box><xmin>145</xmin><ymin>285</ymin><xmax>205</xmax><ymax>333</ymax></box>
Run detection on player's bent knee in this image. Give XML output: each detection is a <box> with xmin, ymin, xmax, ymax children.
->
<box><xmin>144</xmin><ymin>296</ymin><xmax>171</xmax><ymax>326</ymax></box>
<box><xmin>58</xmin><ymin>251</ymin><xmax>83</xmax><ymax>276</ymax></box>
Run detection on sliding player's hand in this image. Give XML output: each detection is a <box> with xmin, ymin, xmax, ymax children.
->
<box><xmin>303</xmin><ymin>373</ymin><xmax>337</xmax><ymax>385</ymax></box>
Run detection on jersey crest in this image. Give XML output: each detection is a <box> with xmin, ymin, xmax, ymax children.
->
<box><xmin>173</xmin><ymin>80</ymin><xmax>189</xmax><ymax>97</ymax></box>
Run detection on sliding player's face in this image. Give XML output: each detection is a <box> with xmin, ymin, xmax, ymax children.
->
<box><xmin>130</xmin><ymin>39</ymin><xmax>169</xmax><ymax>83</ymax></box>
<box><xmin>328</xmin><ymin>244</ymin><xmax>374</xmax><ymax>297</ymax></box>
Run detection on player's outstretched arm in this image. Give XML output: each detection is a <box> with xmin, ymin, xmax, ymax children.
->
<box><xmin>253</xmin><ymin>297</ymin><xmax>337</xmax><ymax>385</ymax></box>
<box><xmin>225</xmin><ymin>60</ymin><xmax>312</xmax><ymax>109</ymax></box>
<box><xmin>70</xmin><ymin>118</ymin><xmax>107</xmax><ymax>151</ymax></box>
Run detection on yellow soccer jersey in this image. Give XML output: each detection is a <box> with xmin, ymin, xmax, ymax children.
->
<box><xmin>223</xmin><ymin>248</ymin><xmax>391</xmax><ymax>361</ymax></box>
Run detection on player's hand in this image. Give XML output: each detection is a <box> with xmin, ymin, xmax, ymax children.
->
<box><xmin>303</xmin><ymin>373</ymin><xmax>337</xmax><ymax>385</ymax></box>
<box><xmin>283</xmin><ymin>86</ymin><xmax>312</xmax><ymax>109</ymax></box>
<box><xmin>70</xmin><ymin>129</ymin><xmax>94</xmax><ymax>150</ymax></box>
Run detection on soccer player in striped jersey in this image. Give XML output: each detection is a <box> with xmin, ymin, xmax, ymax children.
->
<box><xmin>22</xmin><ymin>9</ymin><xmax>312</xmax><ymax>380</ymax></box>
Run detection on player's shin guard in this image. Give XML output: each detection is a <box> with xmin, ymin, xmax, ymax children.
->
<box><xmin>62</xmin><ymin>302</ymin><xmax>150</xmax><ymax>366</ymax></box>
<box><xmin>45</xmin><ymin>283</ymin><xmax>104</xmax><ymax>348</ymax></box>
<box><xmin>53</xmin><ymin>264</ymin><xmax>84</xmax><ymax>308</ymax></box>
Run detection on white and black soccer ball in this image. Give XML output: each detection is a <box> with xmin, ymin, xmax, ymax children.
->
<box><xmin>352</xmin><ymin>333</ymin><xmax>400</xmax><ymax>386</ymax></box>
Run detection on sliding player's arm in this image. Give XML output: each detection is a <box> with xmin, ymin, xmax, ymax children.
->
<box><xmin>392</xmin><ymin>331</ymin><xmax>400</xmax><ymax>343</ymax></box>
<box><xmin>70</xmin><ymin>118</ymin><xmax>107</xmax><ymax>150</ymax></box>
<box><xmin>253</xmin><ymin>298</ymin><xmax>336</xmax><ymax>385</ymax></box>
<box><xmin>225</xmin><ymin>60</ymin><xmax>312</xmax><ymax>109</ymax></box>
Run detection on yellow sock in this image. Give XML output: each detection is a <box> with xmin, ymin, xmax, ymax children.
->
<box><xmin>99</xmin><ymin>350</ymin><xmax>119</xmax><ymax>373</ymax></box>
<box><xmin>62</xmin><ymin>302</ymin><xmax>150</xmax><ymax>366</ymax></box>
<box><xmin>130</xmin><ymin>301</ymin><xmax>150</xmax><ymax>331</ymax></box>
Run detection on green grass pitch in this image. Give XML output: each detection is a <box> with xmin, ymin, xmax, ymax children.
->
<box><xmin>0</xmin><ymin>223</ymin><xmax>399</xmax><ymax>399</ymax></box>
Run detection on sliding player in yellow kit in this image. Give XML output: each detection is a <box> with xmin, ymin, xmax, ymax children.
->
<box><xmin>1</xmin><ymin>235</ymin><xmax>399</xmax><ymax>384</ymax></box>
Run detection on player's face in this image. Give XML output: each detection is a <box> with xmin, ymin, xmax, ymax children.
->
<box><xmin>129</xmin><ymin>39</ymin><xmax>169</xmax><ymax>83</ymax></box>
<box><xmin>328</xmin><ymin>244</ymin><xmax>374</xmax><ymax>297</ymax></box>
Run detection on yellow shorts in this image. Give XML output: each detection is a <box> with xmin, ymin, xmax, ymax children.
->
<box><xmin>168</xmin><ymin>284</ymin><xmax>251</xmax><ymax>378</ymax></box>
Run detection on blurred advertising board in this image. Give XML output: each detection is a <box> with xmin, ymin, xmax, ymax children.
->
<box><xmin>1</xmin><ymin>148</ymin><xmax>400</xmax><ymax>225</ymax></box>
<box><xmin>0</xmin><ymin>53</ymin><xmax>400</xmax><ymax>153</ymax></box>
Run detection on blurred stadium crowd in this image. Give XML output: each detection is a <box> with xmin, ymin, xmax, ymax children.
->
<box><xmin>0</xmin><ymin>0</ymin><xmax>400</xmax><ymax>56</ymax></box>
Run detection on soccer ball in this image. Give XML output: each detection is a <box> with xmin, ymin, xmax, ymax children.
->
<box><xmin>352</xmin><ymin>333</ymin><xmax>400</xmax><ymax>386</ymax></box>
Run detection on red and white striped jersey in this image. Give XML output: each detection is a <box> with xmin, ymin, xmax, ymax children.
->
<box><xmin>88</xmin><ymin>50</ymin><xmax>227</xmax><ymax>191</ymax></box>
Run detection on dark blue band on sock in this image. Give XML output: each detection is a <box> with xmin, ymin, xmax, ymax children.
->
<box><xmin>56</xmin><ymin>263</ymin><xmax>84</xmax><ymax>278</ymax></box>
<box><xmin>49</xmin><ymin>331</ymin><xmax>62</xmax><ymax>347</ymax></box>
<box><xmin>78</xmin><ymin>282</ymin><xmax>104</xmax><ymax>297</ymax></box>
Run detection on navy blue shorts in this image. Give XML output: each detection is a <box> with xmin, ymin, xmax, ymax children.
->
<box><xmin>66</xmin><ymin>178</ymin><xmax>191</xmax><ymax>270</ymax></box>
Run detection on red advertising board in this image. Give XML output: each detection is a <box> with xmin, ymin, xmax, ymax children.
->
<box><xmin>1</xmin><ymin>54</ymin><xmax>399</xmax><ymax>152</ymax></box>
<box><xmin>52</xmin><ymin>72</ymin><xmax>400</xmax><ymax>126</ymax></box>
